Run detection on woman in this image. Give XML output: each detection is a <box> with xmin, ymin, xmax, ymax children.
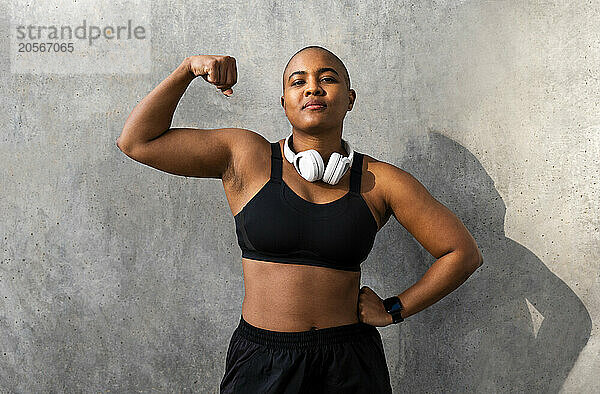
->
<box><xmin>117</xmin><ymin>46</ymin><xmax>483</xmax><ymax>393</ymax></box>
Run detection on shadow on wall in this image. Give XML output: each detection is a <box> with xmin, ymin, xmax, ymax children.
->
<box><xmin>369</xmin><ymin>131</ymin><xmax>591</xmax><ymax>393</ymax></box>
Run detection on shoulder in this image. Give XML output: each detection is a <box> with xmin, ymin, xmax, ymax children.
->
<box><xmin>228</xmin><ymin>128</ymin><xmax>271</xmax><ymax>153</ymax></box>
<box><xmin>360</xmin><ymin>152</ymin><xmax>414</xmax><ymax>186</ymax></box>
<box><xmin>360</xmin><ymin>153</ymin><xmax>429</xmax><ymax>216</ymax></box>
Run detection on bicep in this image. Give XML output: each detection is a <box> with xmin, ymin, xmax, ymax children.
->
<box><xmin>121</xmin><ymin>127</ymin><xmax>246</xmax><ymax>179</ymax></box>
<box><xmin>383</xmin><ymin>165</ymin><xmax>479</xmax><ymax>260</ymax></box>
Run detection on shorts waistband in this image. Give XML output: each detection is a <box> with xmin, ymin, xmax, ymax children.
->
<box><xmin>235</xmin><ymin>315</ymin><xmax>379</xmax><ymax>350</ymax></box>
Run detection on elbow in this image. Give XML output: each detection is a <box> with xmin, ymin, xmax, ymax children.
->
<box><xmin>116</xmin><ymin>136</ymin><xmax>132</xmax><ymax>154</ymax></box>
<box><xmin>453</xmin><ymin>247</ymin><xmax>483</xmax><ymax>276</ymax></box>
<box><xmin>467</xmin><ymin>247</ymin><xmax>484</xmax><ymax>274</ymax></box>
<box><xmin>475</xmin><ymin>246</ymin><xmax>484</xmax><ymax>268</ymax></box>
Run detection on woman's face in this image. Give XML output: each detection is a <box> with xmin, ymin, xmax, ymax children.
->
<box><xmin>281</xmin><ymin>50</ymin><xmax>355</xmax><ymax>132</ymax></box>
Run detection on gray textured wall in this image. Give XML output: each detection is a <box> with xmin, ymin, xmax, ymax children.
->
<box><xmin>1</xmin><ymin>0</ymin><xmax>598</xmax><ymax>392</ymax></box>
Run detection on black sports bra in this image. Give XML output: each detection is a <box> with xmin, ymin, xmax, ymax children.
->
<box><xmin>234</xmin><ymin>141</ymin><xmax>379</xmax><ymax>272</ymax></box>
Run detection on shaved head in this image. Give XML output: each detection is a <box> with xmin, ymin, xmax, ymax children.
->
<box><xmin>282</xmin><ymin>46</ymin><xmax>351</xmax><ymax>92</ymax></box>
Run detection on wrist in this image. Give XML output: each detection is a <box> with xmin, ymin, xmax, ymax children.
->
<box><xmin>382</xmin><ymin>295</ymin><xmax>404</xmax><ymax>324</ymax></box>
<box><xmin>180</xmin><ymin>57</ymin><xmax>196</xmax><ymax>81</ymax></box>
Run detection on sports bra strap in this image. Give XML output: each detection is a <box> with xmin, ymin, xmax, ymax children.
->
<box><xmin>349</xmin><ymin>151</ymin><xmax>363</xmax><ymax>196</ymax></box>
<box><xmin>270</xmin><ymin>141</ymin><xmax>283</xmax><ymax>183</ymax></box>
<box><xmin>269</xmin><ymin>141</ymin><xmax>362</xmax><ymax>194</ymax></box>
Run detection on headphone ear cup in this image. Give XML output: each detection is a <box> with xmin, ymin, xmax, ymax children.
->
<box><xmin>323</xmin><ymin>152</ymin><xmax>342</xmax><ymax>184</ymax></box>
<box><xmin>338</xmin><ymin>160</ymin><xmax>350</xmax><ymax>184</ymax></box>
<box><xmin>294</xmin><ymin>150</ymin><xmax>324</xmax><ymax>182</ymax></box>
<box><xmin>333</xmin><ymin>158</ymin><xmax>351</xmax><ymax>185</ymax></box>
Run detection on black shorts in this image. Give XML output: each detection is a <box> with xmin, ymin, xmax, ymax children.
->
<box><xmin>220</xmin><ymin>315</ymin><xmax>393</xmax><ymax>393</ymax></box>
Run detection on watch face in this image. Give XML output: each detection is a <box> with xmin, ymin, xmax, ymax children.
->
<box><xmin>384</xmin><ymin>297</ymin><xmax>404</xmax><ymax>323</ymax></box>
<box><xmin>384</xmin><ymin>296</ymin><xmax>402</xmax><ymax>312</ymax></box>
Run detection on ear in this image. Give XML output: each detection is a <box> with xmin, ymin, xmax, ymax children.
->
<box><xmin>281</xmin><ymin>96</ymin><xmax>285</xmax><ymax>108</ymax></box>
<box><xmin>347</xmin><ymin>89</ymin><xmax>356</xmax><ymax>111</ymax></box>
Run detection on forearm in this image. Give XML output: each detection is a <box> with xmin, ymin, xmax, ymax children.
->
<box><xmin>395</xmin><ymin>250</ymin><xmax>480</xmax><ymax>319</ymax></box>
<box><xmin>117</xmin><ymin>57</ymin><xmax>195</xmax><ymax>151</ymax></box>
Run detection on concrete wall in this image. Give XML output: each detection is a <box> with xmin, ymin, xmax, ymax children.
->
<box><xmin>1</xmin><ymin>0</ymin><xmax>597</xmax><ymax>392</ymax></box>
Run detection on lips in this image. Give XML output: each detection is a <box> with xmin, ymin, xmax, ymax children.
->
<box><xmin>303</xmin><ymin>100</ymin><xmax>327</xmax><ymax>109</ymax></box>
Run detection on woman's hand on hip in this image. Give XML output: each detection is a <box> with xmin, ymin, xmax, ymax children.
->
<box><xmin>358</xmin><ymin>286</ymin><xmax>393</xmax><ymax>327</ymax></box>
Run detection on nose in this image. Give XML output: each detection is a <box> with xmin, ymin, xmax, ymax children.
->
<box><xmin>304</xmin><ymin>77</ymin><xmax>324</xmax><ymax>96</ymax></box>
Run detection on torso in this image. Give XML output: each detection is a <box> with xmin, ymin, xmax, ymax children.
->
<box><xmin>221</xmin><ymin>138</ymin><xmax>392</xmax><ymax>331</ymax></box>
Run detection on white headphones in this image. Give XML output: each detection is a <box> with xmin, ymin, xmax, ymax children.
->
<box><xmin>283</xmin><ymin>133</ymin><xmax>354</xmax><ymax>185</ymax></box>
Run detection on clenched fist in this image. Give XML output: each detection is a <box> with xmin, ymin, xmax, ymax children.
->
<box><xmin>357</xmin><ymin>286</ymin><xmax>393</xmax><ymax>327</ymax></box>
<box><xmin>187</xmin><ymin>55</ymin><xmax>237</xmax><ymax>96</ymax></box>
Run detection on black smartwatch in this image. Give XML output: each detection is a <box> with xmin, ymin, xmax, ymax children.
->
<box><xmin>382</xmin><ymin>296</ymin><xmax>404</xmax><ymax>324</ymax></box>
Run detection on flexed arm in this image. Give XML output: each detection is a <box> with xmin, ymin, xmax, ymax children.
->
<box><xmin>116</xmin><ymin>55</ymin><xmax>247</xmax><ymax>179</ymax></box>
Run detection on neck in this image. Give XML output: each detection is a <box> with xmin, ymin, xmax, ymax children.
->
<box><xmin>289</xmin><ymin>129</ymin><xmax>348</xmax><ymax>159</ymax></box>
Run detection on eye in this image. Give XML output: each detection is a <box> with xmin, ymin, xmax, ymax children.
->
<box><xmin>291</xmin><ymin>77</ymin><xmax>336</xmax><ymax>86</ymax></box>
